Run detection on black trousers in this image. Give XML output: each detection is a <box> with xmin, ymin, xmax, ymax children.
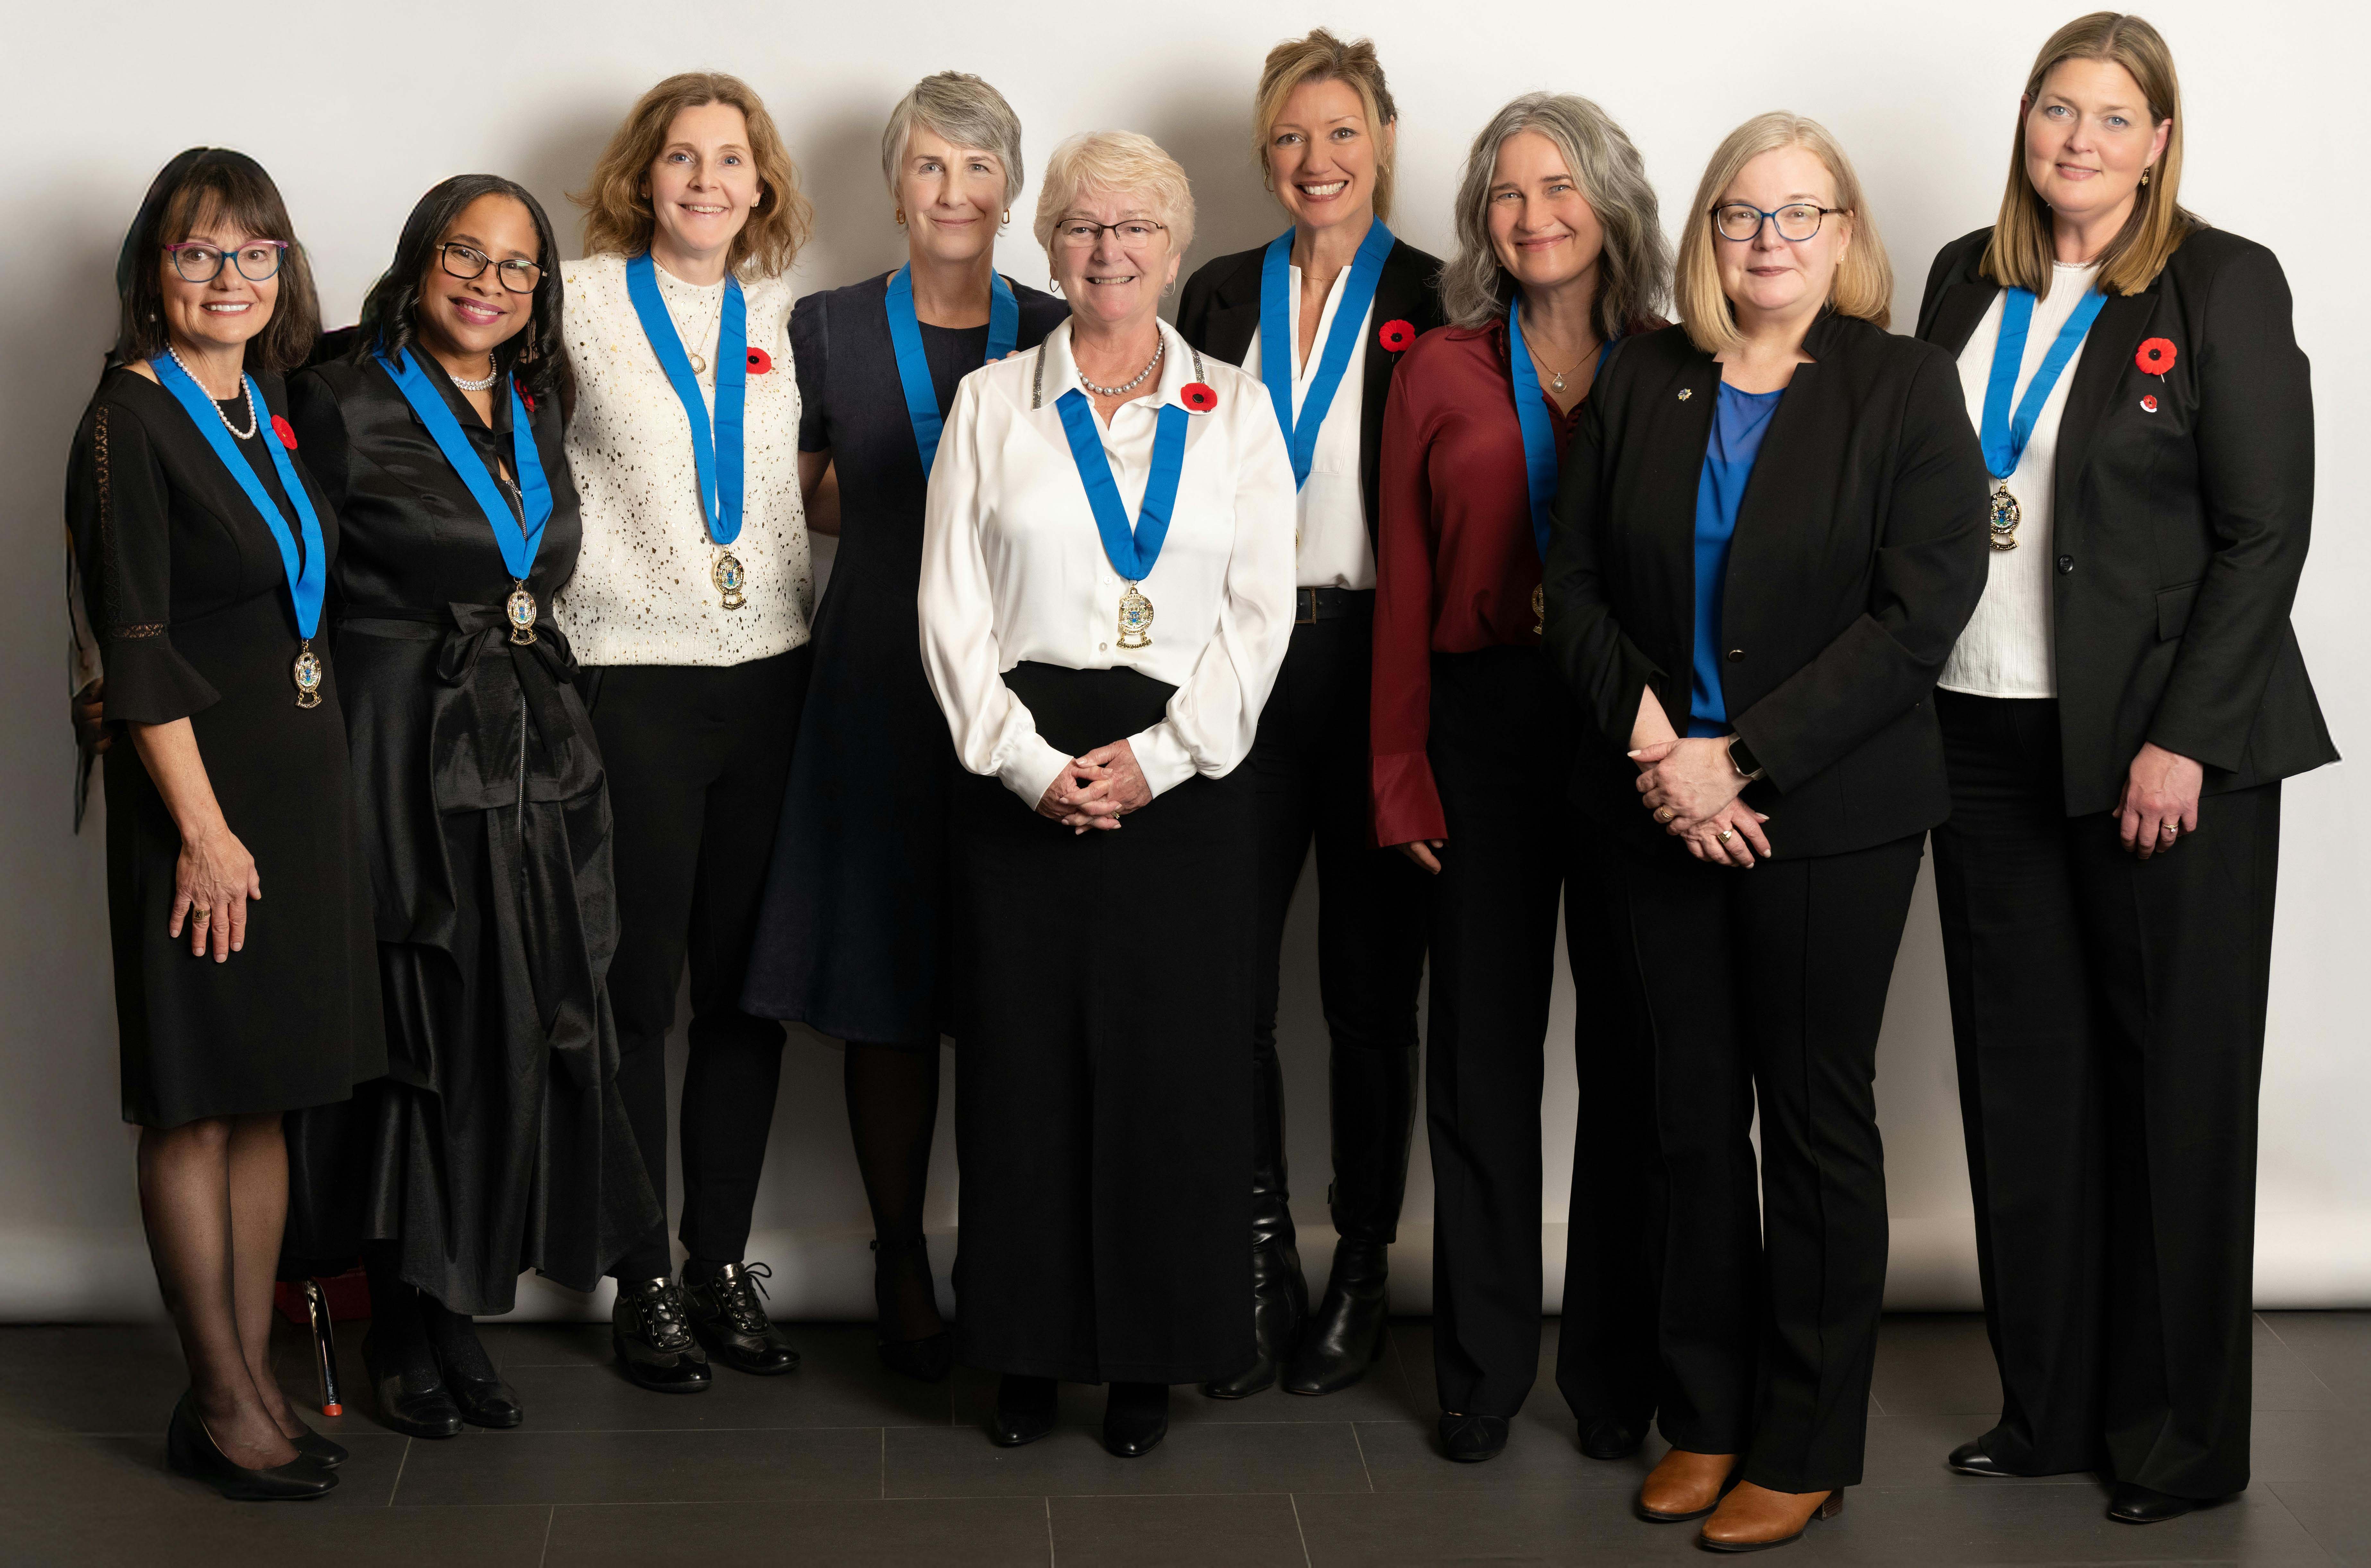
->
<box><xmin>589</xmin><ymin>647</ymin><xmax>811</xmax><ymax>1281</ymax></box>
<box><xmin>1250</xmin><ymin>611</ymin><xmax>1427</xmax><ymax>1238</ymax></box>
<box><xmin>1615</xmin><ymin>828</ymin><xmax>1925</xmax><ymax>1492</ymax></box>
<box><xmin>1425</xmin><ymin>647</ymin><xmax>1655</xmax><ymax>1422</ymax></box>
<box><xmin>1932</xmin><ymin>691</ymin><xmax>2281</xmax><ymax>1498</ymax></box>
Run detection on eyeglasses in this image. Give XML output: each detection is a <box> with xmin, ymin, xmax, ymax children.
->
<box><xmin>163</xmin><ymin>240</ymin><xmax>286</xmax><ymax>283</ymax></box>
<box><xmin>1711</xmin><ymin>203</ymin><xmax>1843</xmax><ymax>243</ymax></box>
<box><xmin>1054</xmin><ymin>218</ymin><xmax>1168</xmax><ymax>249</ymax></box>
<box><xmin>440</xmin><ymin>242</ymin><xmax>543</xmax><ymax>294</ymax></box>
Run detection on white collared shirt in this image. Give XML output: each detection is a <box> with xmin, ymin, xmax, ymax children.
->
<box><xmin>1237</xmin><ymin>263</ymin><xmax>1376</xmax><ymax>590</ymax></box>
<box><xmin>918</xmin><ymin>316</ymin><xmax>1297</xmax><ymax>806</ymax></box>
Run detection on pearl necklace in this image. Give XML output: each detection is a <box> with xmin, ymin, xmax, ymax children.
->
<box><xmin>451</xmin><ymin>353</ymin><xmax>499</xmax><ymax>392</ymax></box>
<box><xmin>1077</xmin><ymin>337</ymin><xmax>1165</xmax><ymax>398</ymax></box>
<box><xmin>167</xmin><ymin>345</ymin><xmax>257</xmax><ymax>440</ymax></box>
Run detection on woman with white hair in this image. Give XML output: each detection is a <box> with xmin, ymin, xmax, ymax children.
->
<box><xmin>918</xmin><ymin>130</ymin><xmax>1295</xmax><ymax>1457</ymax></box>
<box><xmin>739</xmin><ymin>71</ymin><xmax>1065</xmax><ymax>1385</ymax></box>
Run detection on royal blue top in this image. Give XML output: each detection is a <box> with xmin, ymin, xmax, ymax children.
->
<box><xmin>1688</xmin><ymin>382</ymin><xmax>1785</xmax><ymax>737</ymax></box>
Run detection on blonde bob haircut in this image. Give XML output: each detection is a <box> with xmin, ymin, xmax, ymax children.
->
<box><xmin>575</xmin><ymin>71</ymin><xmax>814</xmax><ymax>280</ymax></box>
<box><xmin>1032</xmin><ymin>131</ymin><xmax>1196</xmax><ymax>260</ymax></box>
<box><xmin>1251</xmin><ymin>29</ymin><xmax>1400</xmax><ymax>223</ymax></box>
<box><xmin>881</xmin><ymin>71</ymin><xmax>1027</xmax><ymax>209</ymax></box>
<box><xmin>1440</xmin><ymin>92</ymin><xmax>1670</xmax><ymax>340</ymax></box>
<box><xmin>1675</xmin><ymin>111</ymin><xmax>1892</xmax><ymax>355</ymax></box>
<box><xmin>1983</xmin><ymin>12</ymin><xmax>2194</xmax><ymax>298</ymax></box>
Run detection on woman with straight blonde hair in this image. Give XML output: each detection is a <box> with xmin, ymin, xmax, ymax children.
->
<box><xmin>1914</xmin><ymin>12</ymin><xmax>2330</xmax><ymax>1522</ymax></box>
<box><xmin>557</xmin><ymin>70</ymin><xmax>819</xmax><ymax>1395</ymax></box>
<box><xmin>1544</xmin><ymin>111</ymin><xmax>1989</xmax><ymax>1545</ymax></box>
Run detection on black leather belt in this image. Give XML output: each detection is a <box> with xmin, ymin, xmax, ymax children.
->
<box><xmin>1294</xmin><ymin>586</ymin><xmax>1375</xmax><ymax>624</ymax></box>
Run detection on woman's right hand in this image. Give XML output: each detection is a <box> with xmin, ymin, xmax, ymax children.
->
<box><xmin>1397</xmin><ymin>839</ymin><xmax>1446</xmax><ymax>874</ymax></box>
<box><xmin>1673</xmin><ymin>799</ymin><xmax>1772</xmax><ymax>869</ymax></box>
<box><xmin>171</xmin><ymin>822</ymin><xmax>261</xmax><ymax>961</ymax></box>
<box><xmin>1035</xmin><ymin>761</ymin><xmax>1121</xmax><ymax>834</ymax></box>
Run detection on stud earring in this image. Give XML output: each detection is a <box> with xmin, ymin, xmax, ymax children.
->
<box><xmin>895</xmin><ymin>207</ymin><xmax>907</xmax><ymax>226</ymax></box>
<box><xmin>1002</xmin><ymin>209</ymin><xmax>1012</xmax><ymax>226</ymax></box>
<box><xmin>2140</xmin><ymin>168</ymin><xmax>2151</xmax><ymax>186</ymax></box>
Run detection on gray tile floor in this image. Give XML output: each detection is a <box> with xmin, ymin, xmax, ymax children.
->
<box><xmin>0</xmin><ymin>1311</ymin><xmax>2362</xmax><ymax>1566</ymax></box>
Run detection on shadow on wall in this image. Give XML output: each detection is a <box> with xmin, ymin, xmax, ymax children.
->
<box><xmin>1147</xmin><ymin>86</ymin><xmax>1280</xmax><ymax>316</ymax></box>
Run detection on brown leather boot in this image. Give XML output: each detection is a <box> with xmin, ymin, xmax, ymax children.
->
<box><xmin>1636</xmin><ymin>1448</ymin><xmax>1740</xmax><ymax>1522</ymax></box>
<box><xmin>1699</xmin><ymin>1481</ymin><xmax>1844</xmax><ymax>1551</ymax></box>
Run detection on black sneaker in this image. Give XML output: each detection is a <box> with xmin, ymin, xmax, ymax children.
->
<box><xmin>681</xmin><ymin>1261</ymin><xmax>801</xmax><ymax>1376</ymax></box>
<box><xmin>612</xmin><ymin>1276</ymin><xmax>712</xmax><ymax>1393</ymax></box>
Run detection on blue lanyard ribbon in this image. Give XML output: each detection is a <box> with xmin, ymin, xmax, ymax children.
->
<box><xmin>1505</xmin><ymin>303</ymin><xmax>1616</xmax><ymax>561</ymax></box>
<box><xmin>376</xmin><ymin>349</ymin><xmax>551</xmax><ymax>584</ymax></box>
<box><xmin>1258</xmin><ymin>218</ymin><xmax>1395</xmax><ymax>490</ymax></box>
<box><xmin>625</xmin><ymin>251</ymin><xmax>746</xmax><ymax>546</ymax></box>
<box><xmin>1054</xmin><ymin>389</ymin><xmax>1188</xmax><ymax>581</ymax></box>
<box><xmin>1981</xmin><ymin>286</ymin><xmax>2107</xmax><ymax>481</ymax></box>
<box><xmin>886</xmin><ymin>263</ymin><xmax>1018</xmax><ymax>476</ymax></box>
<box><xmin>149</xmin><ymin>353</ymin><xmax>324</xmax><ymax>637</ymax></box>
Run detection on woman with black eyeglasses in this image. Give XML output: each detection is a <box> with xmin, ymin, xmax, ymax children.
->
<box><xmin>283</xmin><ymin>175</ymin><xmax>660</xmax><ymax>1440</ymax></box>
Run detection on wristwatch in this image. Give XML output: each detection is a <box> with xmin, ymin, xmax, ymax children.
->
<box><xmin>1727</xmin><ymin>735</ymin><xmax>1766</xmax><ymax>781</ymax></box>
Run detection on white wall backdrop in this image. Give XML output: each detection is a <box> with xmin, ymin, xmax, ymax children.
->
<box><xmin>0</xmin><ymin>0</ymin><xmax>2360</xmax><ymax>1322</ymax></box>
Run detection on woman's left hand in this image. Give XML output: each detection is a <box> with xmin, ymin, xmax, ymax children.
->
<box><xmin>1068</xmin><ymin>738</ymin><xmax>1153</xmax><ymax>828</ymax></box>
<box><xmin>1630</xmin><ymin>737</ymin><xmax>1749</xmax><ymax>826</ymax></box>
<box><xmin>2117</xmin><ymin>742</ymin><xmax>2203</xmax><ymax>859</ymax></box>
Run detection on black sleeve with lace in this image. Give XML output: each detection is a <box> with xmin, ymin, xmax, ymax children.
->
<box><xmin>65</xmin><ymin>396</ymin><xmax>221</xmax><ymax>724</ymax></box>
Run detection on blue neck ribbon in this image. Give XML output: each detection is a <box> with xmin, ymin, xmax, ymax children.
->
<box><xmin>149</xmin><ymin>353</ymin><xmax>324</xmax><ymax>637</ymax></box>
<box><xmin>1981</xmin><ymin>286</ymin><xmax>2108</xmax><ymax>481</ymax></box>
<box><xmin>886</xmin><ymin>263</ymin><xmax>1018</xmax><ymax>476</ymax></box>
<box><xmin>376</xmin><ymin>348</ymin><xmax>551</xmax><ymax>584</ymax></box>
<box><xmin>1054</xmin><ymin>389</ymin><xmax>1188</xmax><ymax>581</ymax></box>
<box><xmin>1258</xmin><ymin>218</ymin><xmax>1395</xmax><ymax>490</ymax></box>
<box><xmin>625</xmin><ymin>251</ymin><xmax>746</xmax><ymax>546</ymax></box>
<box><xmin>1505</xmin><ymin>302</ymin><xmax>1616</xmax><ymax>562</ymax></box>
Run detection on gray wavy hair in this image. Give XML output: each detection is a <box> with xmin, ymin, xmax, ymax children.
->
<box><xmin>1439</xmin><ymin>92</ymin><xmax>1671</xmax><ymax>339</ymax></box>
<box><xmin>880</xmin><ymin>71</ymin><xmax>1027</xmax><ymax>207</ymax></box>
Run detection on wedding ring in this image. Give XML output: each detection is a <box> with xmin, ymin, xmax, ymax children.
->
<box><xmin>1718</xmin><ymin>828</ymin><xmax>1736</xmax><ymax>844</ymax></box>
<box><xmin>193</xmin><ymin>908</ymin><xmax>211</xmax><ymax>926</ymax></box>
<box><xmin>2160</xmin><ymin>823</ymin><xmax>2178</xmax><ymax>838</ymax></box>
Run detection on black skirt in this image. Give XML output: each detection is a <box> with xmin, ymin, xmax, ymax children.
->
<box><xmin>949</xmin><ymin>663</ymin><xmax>1257</xmax><ymax>1385</ymax></box>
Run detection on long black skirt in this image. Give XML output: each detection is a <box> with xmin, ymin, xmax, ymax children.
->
<box><xmin>949</xmin><ymin>663</ymin><xmax>1256</xmax><ymax>1386</ymax></box>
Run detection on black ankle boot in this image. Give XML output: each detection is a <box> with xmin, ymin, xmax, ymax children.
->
<box><xmin>680</xmin><ymin>1260</ymin><xmax>799</xmax><ymax>1376</ymax></box>
<box><xmin>1282</xmin><ymin>1043</ymin><xmax>1416</xmax><ymax>1396</ymax></box>
<box><xmin>1104</xmin><ymin>1381</ymin><xmax>1170</xmax><ymax>1457</ymax></box>
<box><xmin>612</xmin><ymin>1276</ymin><xmax>713</xmax><ymax>1393</ymax></box>
<box><xmin>1203</xmin><ymin>1050</ymin><xmax>1305</xmax><ymax>1400</ymax></box>
<box><xmin>1283</xmin><ymin>1237</ymin><xmax>1392</xmax><ymax>1394</ymax></box>
<box><xmin>872</xmin><ymin>1237</ymin><xmax>953</xmax><ymax>1383</ymax></box>
<box><xmin>991</xmin><ymin>1374</ymin><xmax>1058</xmax><ymax>1447</ymax></box>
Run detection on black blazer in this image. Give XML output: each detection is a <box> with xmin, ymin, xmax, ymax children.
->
<box><xmin>1917</xmin><ymin>226</ymin><xmax>2334</xmax><ymax>814</ymax></box>
<box><xmin>1176</xmin><ymin>233</ymin><xmax>1446</xmax><ymax>539</ymax></box>
<box><xmin>1544</xmin><ymin>313</ymin><xmax>1991</xmax><ymax>859</ymax></box>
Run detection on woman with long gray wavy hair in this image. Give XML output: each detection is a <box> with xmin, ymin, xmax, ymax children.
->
<box><xmin>1366</xmin><ymin>90</ymin><xmax>1668</xmax><ymax>1465</ymax></box>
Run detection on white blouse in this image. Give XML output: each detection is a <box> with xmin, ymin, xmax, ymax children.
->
<box><xmin>553</xmin><ymin>253</ymin><xmax>813</xmax><ymax>668</ymax></box>
<box><xmin>1941</xmin><ymin>260</ymin><xmax>2101</xmax><ymax>699</ymax></box>
<box><xmin>918</xmin><ymin>316</ymin><xmax>1297</xmax><ymax>808</ymax></box>
<box><xmin>1237</xmin><ymin>263</ymin><xmax>1376</xmax><ymax>591</ymax></box>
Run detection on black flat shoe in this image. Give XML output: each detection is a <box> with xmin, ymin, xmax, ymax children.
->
<box><xmin>2108</xmin><ymin>1481</ymin><xmax>2201</xmax><ymax>1523</ymax></box>
<box><xmin>871</xmin><ymin>1238</ymin><xmax>953</xmax><ymax>1384</ymax></box>
<box><xmin>361</xmin><ymin>1329</ymin><xmax>464</xmax><ymax>1439</ymax></box>
<box><xmin>1438</xmin><ymin>1412</ymin><xmax>1509</xmax><ymax>1463</ymax></box>
<box><xmin>681</xmin><ymin>1261</ymin><xmax>800</xmax><ymax>1376</ymax></box>
<box><xmin>166</xmin><ymin>1392</ymin><xmax>337</xmax><ymax>1501</ymax></box>
<box><xmin>1581</xmin><ymin>1417</ymin><xmax>1644</xmax><ymax>1460</ymax></box>
<box><xmin>420</xmin><ymin>1301</ymin><xmax>523</xmax><ymax>1428</ymax></box>
<box><xmin>991</xmin><ymin>1375</ymin><xmax>1057</xmax><ymax>1448</ymax></box>
<box><xmin>1948</xmin><ymin>1439</ymin><xmax>2017</xmax><ymax>1477</ymax></box>
<box><xmin>1104</xmin><ymin>1382</ymin><xmax>1169</xmax><ymax>1458</ymax></box>
<box><xmin>285</xmin><ymin>1420</ymin><xmax>348</xmax><ymax>1468</ymax></box>
<box><xmin>445</xmin><ymin>1372</ymin><xmax>524</xmax><ymax>1429</ymax></box>
<box><xmin>1281</xmin><ymin>1237</ymin><xmax>1389</xmax><ymax>1397</ymax></box>
<box><xmin>613</xmin><ymin>1276</ymin><xmax>713</xmax><ymax>1393</ymax></box>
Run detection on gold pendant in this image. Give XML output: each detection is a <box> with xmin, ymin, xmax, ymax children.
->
<box><xmin>688</xmin><ymin>352</ymin><xmax>708</xmax><ymax>375</ymax></box>
<box><xmin>1988</xmin><ymin>481</ymin><xmax>2022</xmax><ymax>552</ymax></box>
<box><xmin>1116</xmin><ymin>584</ymin><xmax>1155</xmax><ymax>650</ymax></box>
<box><xmin>505</xmin><ymin>583</ymin><xmax>539</xmax><ymax>646</ymax></box>
<box><xmin>292</xmin><ymin>639</ymin><xmax>323</xmax><ymax>709</ymax></box>
<box><xmin>1532</xmin><ymin>582</ymin><xmax>1546</xmax><ymax>638</ymax></box>
<box><xmin>712</xmin><ymin>549</ymin><xmax>747</xmax><ymax>610</ymax></box>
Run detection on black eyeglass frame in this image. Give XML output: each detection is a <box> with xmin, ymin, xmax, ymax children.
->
<box><xmin>162</xmin><ymin>240</ymin><xmax>287</xmax><ymax>283</ymax></box>
<box><xmin>1710</xmin><ymin>202</ymin><xmax>1845</xmax><ymax>243</ymax></box>
<box><xmin>439</xmin><ymin>241</ymin><xmax>544</xmax><ymax>295</ymax></box>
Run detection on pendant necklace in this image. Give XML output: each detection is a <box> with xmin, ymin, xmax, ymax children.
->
<box><xmin>666</xmin><ymin>282</ymin><xmax>725</xmax><ymax>375</ymax></box>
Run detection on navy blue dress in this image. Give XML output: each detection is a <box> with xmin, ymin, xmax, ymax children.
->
<box><xmin>740</xmin><ymin>273</ymin><xmax>1068</xmax><ymax>1045</ymax></box>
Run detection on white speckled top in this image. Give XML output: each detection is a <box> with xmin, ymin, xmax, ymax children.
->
<box><xmin>554</xmin><ymin>252</ymin><xmax>812</xmax><ymax>668</ymax></box>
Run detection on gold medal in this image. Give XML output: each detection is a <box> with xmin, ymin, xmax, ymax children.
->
<box><xmin>1532</xmin><ymin>582</ymin><xmax>1546</xmax><ymax>637</ymax></box>
<box><xmin>712</xmin><ymin>549</ymin><xmax>747</xmax><ymax>611</ymax></box>
<box><xmin>292</xmin><ymin>640</ymin><xmax>323</xmax><ymax>709</ymax></box>
<box><xmin>1988</xmin><ymin>480</ymin><xmax>2022</xmax><ymax>552</ymax></box>
<box><xmin>1116</xmin><ymin>583</ymin><xmax>1155</xmax><ymax>650</ymax></box>
<box><xmin>505</xmin><ymin>583</ymin><xmax>539</xmax><ymax>646</ymax></box>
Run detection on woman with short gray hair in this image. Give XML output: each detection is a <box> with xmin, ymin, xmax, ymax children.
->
<box><xmin>739</xmin><ymin>70</ymin><xmax>1066</xmax><ymax>1384</ymax></box>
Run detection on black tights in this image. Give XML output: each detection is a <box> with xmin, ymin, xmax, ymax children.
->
<box><xmin>362</xmin><ymin>1241</ymin><xmax>495</xmax><ymax>1384</ymax></box>
<box><xmin>845</xmin><ymin>1043</ymin><xmax>943</xmax><ymax>1341</ymax></box>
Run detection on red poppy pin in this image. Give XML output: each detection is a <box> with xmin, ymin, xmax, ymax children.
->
<box><xmin>271</xmin><ymin>414</ymin><xmax>297</xmax><ymax>451</ymax></box>
<box><xmin>2135</xmin><ymin>337</ymin><xmax>2176</xmax><ymax>377</ymax></box>
<box><xmin>1180</xmin><ymin>382</ymin><xmax>1219</xmax><ymax>413</ymax></box>
<box><xmin>746</xmin><ymin>346</ymin><xmax>774</xmax><ymax>375</ymax></box>
<box><xmin>519</xmin><ymin>386</ymin><xmax>536</xmax><ymax>415</ymax></box>
<box><xmin>1378</xmin><ymin>319</ymin><xmax>1416</xmax><ymax>353</ymax></box>
<box><xmin>2141</xmin><ymin>394</ymin><xmax>2159</xmax><ymax>413</ymax></box>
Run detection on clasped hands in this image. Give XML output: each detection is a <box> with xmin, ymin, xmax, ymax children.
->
<box><xmin>1034</xmin><ymin>738</ymin><xmax>1153</xmax><ymax>833</ymax></box>
<box><xmin>1628</xmin><ymin>736</ymin><xmax>1771</xmax><ymax>868</ymax></box>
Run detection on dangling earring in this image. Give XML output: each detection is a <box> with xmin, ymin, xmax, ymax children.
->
<box><xmin>2140</xmin><ymin>168</ymin><xmax>2151</xmax><ymax>186</ymax></box>
<box><xmin>894</xmin><ymin>207</ymin><xmax>907</xmax><ymax>227</ymax></box>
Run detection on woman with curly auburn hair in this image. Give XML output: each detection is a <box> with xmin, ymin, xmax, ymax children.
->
<box><xmin>555</xmin><ymin>70</ymin><xmax>819</xmax><ymax>1396</ymax></box>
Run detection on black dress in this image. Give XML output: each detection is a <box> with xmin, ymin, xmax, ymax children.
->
<box><xmin>67</xmin><ymin>367</ymin><xmax>385</xmax><ymax>1129</ymax></box>
<box><xmin>739</xmin><ymin>273</ymin><xmax>1068</xmax><ymax>1046</ymax></box>
<box><xmin>286</xmin><ymin>357</ymin><xmax>661</xmax><ymax>1314</ymax></box>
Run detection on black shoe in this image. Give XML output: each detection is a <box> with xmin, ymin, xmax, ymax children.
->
<box><xmin>1439</xmin><ymin>1412</ymin><xmax>1509</xmax><ymax>1462</ymax></box>
<box><xmin>991</xmin><ymin>1374</ymin><xmax>1058</xmax><ymax>1447</ymax></box>
<box><xmin>1104</xmin><ymin>1382</ymin><xmax>1170</xmax><ymax>1457</ymax></box>
<box><xmin>420</xmin><ymin>1304</ymin><xmax>523</xmax><ymax>1429</ymax></box>
<box><xmin>1581</xmin><ymin>1417</ymin><xmax>1644</xmax><ymax>1460</ymax></box>
<box><xmin>872</xmin><ymin>1237</ymin><xmax>953</xmax><ymax>1384</ymax></box>
<box><xmin>612</xmin><ymin>1276</ymin><xmax>713</xmax><ymax>1393</ymax></box>
<box><xmin>444</xmin><ymin>1370</ymin><xmax>524</xmax><ymax>1429</ymax></box>
<box><xmin>361</xmin><ymin>1328</ymin><xmax>464</xmax><ymax>1439</ymax></box>
<box><xmin>285</xmin><ymin>1420</ymin><xmax>348</xmax><ymax>1468</ymax></box>
<box><xmin>166</xmin><ymin>1392</ymin><xmax>337</xmax><ymax>1501</ymax></box>
<box><xmin>1948</xmin><ymin>1439</ymin><xmax>2018</xmax><ymax>1477</ymax></box>
<box><xmin>681</xmin><ymin>1261</ymin><xmax>799</xmax><ymax>1376</ymax></box>
<box><xmin>1281</xmin><ymin>1237</ymin><xmax>1390</xmax><ymax>1396</ymax></box>
<box><xmin>2108</xmin><ymin>1481</ymin><xmax>2203</xmax><ymax>1523</ymax></box>
<box><xmin>1284</xmin><ymin>1042</ymin><xmax>1417</xmax><ymax>1396</ymax></box>
<box><xmin>1204</xmin><ymin>1049</ymin><xmax>1307</xmax><ymax>1400</ymax></box>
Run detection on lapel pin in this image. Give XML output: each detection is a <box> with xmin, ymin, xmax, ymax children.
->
<box><xmin>1678</xmin><ymin>388</ymin><xmax>1693</xmax><ymax>401</ymax></box>
<box><xmin>2141</xmin><ymin>394</ymin><xmax>2159</xmax><ymax>413</ymax></box>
